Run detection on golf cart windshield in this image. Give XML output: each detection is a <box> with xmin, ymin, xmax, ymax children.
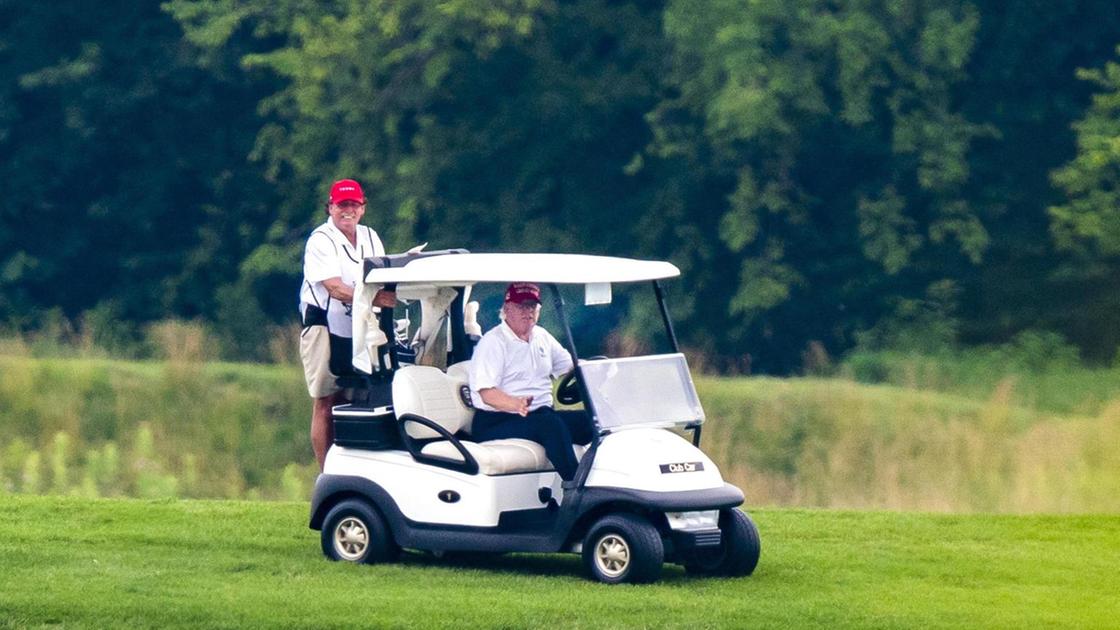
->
<box><xmin>579</xmin><ymin>353</ymin><xmax>705</xmax><ymax>431</ymax></box>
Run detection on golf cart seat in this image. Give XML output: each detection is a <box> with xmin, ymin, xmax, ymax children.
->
<box><xmin>445</xmin><ymin>360</ymin><xmax>471</xmax><ymax>382</ymax></box>
<box><xmin>392</xmin><ymin>365</ymin><xmax>567</xmax><ymax>475</ymax></box>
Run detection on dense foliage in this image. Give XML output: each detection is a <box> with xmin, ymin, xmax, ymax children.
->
<box><xmin>2</xmin><ymin>0</ymin><xmax>1119</xmax><ymax>371</ymax></box>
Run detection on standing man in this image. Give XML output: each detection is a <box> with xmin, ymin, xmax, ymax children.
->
<box><xmin>468</xmin><ymin>283</ymin><xmax>593</xmax><ymax>483</ymax></box>
<box><xmin>299</xmin><ymin>179</ymin><xmax>393</xmax><ymax>470</ymax></box>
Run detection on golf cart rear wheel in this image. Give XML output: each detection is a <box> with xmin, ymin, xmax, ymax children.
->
<box><xmin>321</xmin><ymin>498</ymin><xmax>399</xmax><ymax>564</ymax></box>
<box><xmin>683</xmin><ymin>508</ymin><xmax>760</xmax><ymax>577</ymax></box>
<box><xmin>582</xmin><ymin>514</ymin><xmax>664</xmax><ymax>584</ymax></box>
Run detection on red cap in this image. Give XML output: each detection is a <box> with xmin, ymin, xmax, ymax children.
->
<box><xmin>504</xmin><ymin>282</ymin><xmax>541</xmax><ymax>305</ymax></box>
<box><xmin>329</xmin><ymin>179</ymin><xmax>365</xmax><ymax>204</ymax></box>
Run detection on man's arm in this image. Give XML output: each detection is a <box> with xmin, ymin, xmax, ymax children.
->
<box><xmin>321</xmin><ymin>278</ymin><xmax>396</xmax><ymax>307</ymax></box>
<box><xmin>321</xmin><ymin>277</ymin><xmax>354</xmax><ymax>303</ymax></box>
<box><xmin>478</xmin><ymin>388</ymin><xmax>532</xmax><ymax>417</ymax></box>
<box><xmin>547</xmin><ymin>330</ymin><xmax>574</xmax><ymax>377</ymax></box>
<box><xmin>470</xmin><ymin>332</ymin><xmax>526</xmax><ymax>413</ymax></box>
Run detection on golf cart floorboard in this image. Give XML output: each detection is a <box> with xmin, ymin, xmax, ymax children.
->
<box><xmin>497</xmin><ymin>506</ymin><xmax>559</xmax><ymax>531</ymax></box>
<box><xmin>402</xmin><ymin>522</ymin><xmax>567</xmax><ymax>553</ymax></box>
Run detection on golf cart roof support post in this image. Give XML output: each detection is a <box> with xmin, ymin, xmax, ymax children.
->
<box><xmin>653</xmin><ymin>280</ymin><xmax>680</xmax><ymax>354</ymax></box>
<box><xmin>546</xmin><ymin>283</ymin><xmax>600</xmax><ymax>490</ymax></box>
<box><xmin>449</xmin><ymin>287</ymin><xmax>468</xmax><ymax>363</ymax></box>
<box><xmin>546</xmin><ymin>283</ymin><xmax>580</xmax><ymax>362</ymax></box>
<box><xmin>655</xmin><ymin>279</ymin><xmax>700</xmax><ymax>447</ymax></box>
<box><xmin>546</xmin><ymin>283</ymin><xmax>587</xmax><ymax>396</ymax></box>
<box><xmin>378</xmin><ymin>298</ymin><xmax>399</xmax><ymax>372</ymax></box>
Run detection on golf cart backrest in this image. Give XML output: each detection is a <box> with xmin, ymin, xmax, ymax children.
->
<box><xmin>446</xmin><ymin>360</ymin><xmax>471</xmax><ymax>382</ymax></box>
<box><xmin>392</xmin><ymin>365</ymin><xmax>474</xmax><ymax>439</ymax></box>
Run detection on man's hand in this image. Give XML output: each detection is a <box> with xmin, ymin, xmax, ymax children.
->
<box><xmin>372</xmin><ymin>289</ymin><xmax>397</xmax><ymax>308</ymax></box>
<box><xmin>479</xmin><ymin>388</ymin><xmax>533</xmax><ymax>416</ymax></box>
<box><xmin>512</xmin><ymin>395</ymin><xmax>532</xmax><ymax>417</ymax></box>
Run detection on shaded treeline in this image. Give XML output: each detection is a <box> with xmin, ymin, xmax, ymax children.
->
<box><xmin>2</xmin><ymin>0</ymin><xmax>1120</xmax><ymax>372</ymax></box>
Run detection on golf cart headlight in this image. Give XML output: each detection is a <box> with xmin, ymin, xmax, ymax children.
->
<box><xmin>665</xmin><ymin>510</ymin><xmax>719</xmax><ymax>531</ymax></box>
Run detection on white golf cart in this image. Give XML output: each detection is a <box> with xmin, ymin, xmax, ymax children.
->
<box><xmin>309</xmin><ymin>250</ymin><xmax>760</xmax><ymax>584</ymax></box>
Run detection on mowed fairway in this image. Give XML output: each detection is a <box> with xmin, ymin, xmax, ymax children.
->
<box><xmin>0</xmin><ymin>496</ymin><xmax>1116</xmax><ymax>629</ymax></box>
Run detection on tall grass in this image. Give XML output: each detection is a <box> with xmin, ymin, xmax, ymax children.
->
<box><xmin>1</xmin><ymin>314</ymin><xmax>302</xmax><ymax>364</ymax></box>
<box><xmin>840</xmin><ymin>335</ymin><xmax>1120</xmax><ymax>416</ymax></box>
<box><xmin>2</xmin><ymin>345</ymin><xmax>1118</xmax><ymax>512</ymax></box>
<box><xmin>699</xmin><ymin>377</ymin><xmax>1120</xmax><ymax>513</ymax></box>
<box><xmin>0</xmin><ymin>354</ymin><xmax>317</xmax><ymax>501</ymax></box>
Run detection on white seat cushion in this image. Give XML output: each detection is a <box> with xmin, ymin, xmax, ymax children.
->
<box><xmin>421</xmin><ymin>438</ymin><xmax>548</xmax><ymax>474</ymax></box>
<box><xmin>421</xmin><ymin>440</ymin><xmax>590</xmax><ymax>475</ymax></box>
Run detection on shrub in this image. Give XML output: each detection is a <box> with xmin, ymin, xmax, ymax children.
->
<box><xmin>21</xmin><ymin>450</ymin><xmax>42</xmax><ymax>494</ymax></box>
<box><xmin>994</xmin><ymin>330</ymin><xmax>1081</xmax><ymax>372</ymax></box>
<box><xmin>49</xmin><ymin>432</ymin><xmax>70</xmax><ymax>494</ymax></box>
<box><xmin>146</xmin><ymin>320</ymin><xmax>217</xmax><ymax>363</ymax></box>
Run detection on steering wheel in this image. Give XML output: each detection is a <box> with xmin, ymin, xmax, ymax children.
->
<box><xmin>556</xmin><ymin>370</ymin><xmax>582</xmax><ymax>405</ymax></box>
<box><xmin>555</xmin><ymin>356</ymin><xmax>607</xmax><ymax>406</ymax></box>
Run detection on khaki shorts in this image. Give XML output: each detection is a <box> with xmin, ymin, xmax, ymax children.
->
<box><xmin>300</xmin><ymin>325</ymin><xmax>340</xmax><ymax>398</ymax></box>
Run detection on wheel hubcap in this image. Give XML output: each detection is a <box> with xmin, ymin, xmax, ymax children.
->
<box><xmin>333</xmin><ymin>517</ymin><xmax>369</xmax><ymax>561</ymax></box>
<box><xmin>594</xmin><ymin>533</ymin><xmax>631</xmax><ymax>578</ymax></box>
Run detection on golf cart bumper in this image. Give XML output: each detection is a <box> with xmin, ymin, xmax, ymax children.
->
<box><xmin>576</xmin><ymin>484</ymin><xmax>742</xmax><ymax>552</ymax></box>
<box><xmin>580</xmin><ymin>482</ymin><xmax>744</xmax><ymax>512</ymax></box>
<box><xmin>669</xmin><ymin>528</ymin><xmax>723</xmax><ymax>550</ymax></box>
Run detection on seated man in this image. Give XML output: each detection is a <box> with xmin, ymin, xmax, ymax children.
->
<box><xmin>468</xmin><ymin>282</ymin><xmax>593</xmax><ymax>482</ymax></box>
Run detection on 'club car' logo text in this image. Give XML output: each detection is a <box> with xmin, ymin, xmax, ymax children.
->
<box><xmin>659</xmin><ymin>462</ymin><xmax>704</xmax><ymax>474</ymax></box>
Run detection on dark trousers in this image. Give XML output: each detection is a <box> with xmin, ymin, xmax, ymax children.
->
<box><xmin>471</xmin><ymin>407</ymin><xmax>594</xmax><ymax>481</ymax></box>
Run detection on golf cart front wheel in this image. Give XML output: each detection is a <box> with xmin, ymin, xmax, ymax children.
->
<box><xmin>321</xmin><ymin>498</ymin><xmax>400</xmax><ymax>564</ymax></box>
<box><xmin>582</xmin><ymin>514</ymin><xmax>664</xmax><ymax>584</ymax></box>
<box><xmin>683</xmin><ymin>508</ymin><xmax>760</xmax><ymax>577</ymax></box>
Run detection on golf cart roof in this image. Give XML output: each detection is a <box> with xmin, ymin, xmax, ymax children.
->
<box><xmin>363</xmin><ymin>252</ymin><xmax>680</xmax><ymax>286</ymax></box>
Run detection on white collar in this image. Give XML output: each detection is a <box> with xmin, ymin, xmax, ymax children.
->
<box><xmin>499</xmin><ymin>320</ymin><xmax>536</xmax><ymax>343</ymax></box>
<box><xmin>323</xmin><ymin>218</ymin><xmax>361</xmax><ymax>246</ymax></box>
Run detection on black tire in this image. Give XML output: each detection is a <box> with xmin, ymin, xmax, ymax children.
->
<box><xmin>321</xmin><ymin>498</ymin><xmax>400</xmax><ymax>564</ymax></box>
<box><xmin>582</xmin><ymin>514</ymin><xmax>664</xmax><ymax>584</ymax></box>
<box><xmin>683</xmin><ymin>508</ymin><xmax>760</xmax><ymax>577</ymax></box>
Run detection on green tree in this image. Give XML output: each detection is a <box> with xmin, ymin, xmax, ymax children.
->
<box><xmin>0</xmin><ymin>0</ymin><xmax>276</xmax><ymax>339</ymax></box>
<box><xmin>167</xmin><ymin>0</ymin><xmax>668</xmax><ymax>338</ymax></box>
<box><xmin>1046</xmin><ymin>46</ymin><xmax>1120</xmax><ymax>357</ymax></box>
<box><xmin>1050</xmin><ymin>48</ymin><xmax>1120</xmax><ymax>256</ymax></box>
<box><xmin>5</xmin><ymin>0</ymin><xmax>1120</xmax><ymax>369</ymax></box>
<box><xmin>167</xmin><ymin>0</ymin><xmax>556</xmax><ymax>255</ymax></box>
<box><xmin>646</xmin><ymin>0</ymin><xmax>987</xmax><ymax>370</ymax></box>
<box><xmin>956</xmin><ymin>1</ymin><xmax>1120</xmax><ymax>358</ymax></box>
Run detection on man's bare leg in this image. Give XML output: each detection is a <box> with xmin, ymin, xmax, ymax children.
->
<box><xmin>311</xmin><ymin>392</ymin><xmax>340</xmax><ymax>471</ymax></box>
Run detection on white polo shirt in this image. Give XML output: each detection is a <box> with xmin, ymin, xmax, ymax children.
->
<box><xmin>299</xmin><ymin>219</ymin><xmax>385</xmax><ymax>337</ymax></box>
<box><xmin>469</xmin><ymin>321</ymin><xmax>574</xmax><ymax>412</ymax></box>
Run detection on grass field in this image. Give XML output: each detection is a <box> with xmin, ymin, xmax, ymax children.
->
<box><xmin>0</xmin><ymin>496</ymin><xmax>1116</xmax><ymax>629</ymax></box>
